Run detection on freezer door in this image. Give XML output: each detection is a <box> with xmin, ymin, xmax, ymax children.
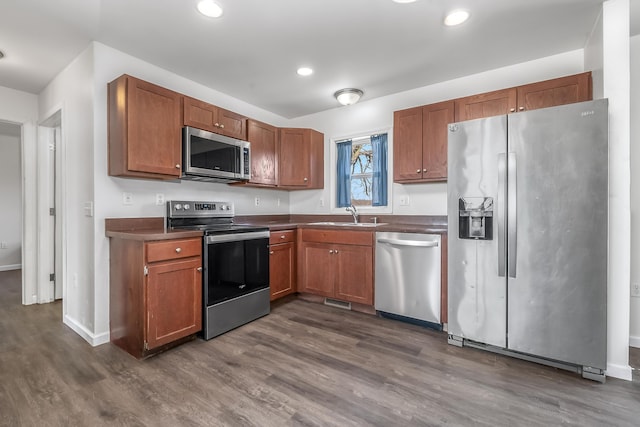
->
<box><xmin>506</xmin><ymin>99</ymin><xmax>608</xmax><ymax>370</ymax></box>
<box><xmin>448</xmin><ymin>115</ymin><xmax>507</xmax><ymax>348</ymax></box>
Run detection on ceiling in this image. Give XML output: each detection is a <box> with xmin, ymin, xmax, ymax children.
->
<box><xmin>0</xmin><ymin>0</ymin><xmax>635</xmax><ymax>119</ymax></box>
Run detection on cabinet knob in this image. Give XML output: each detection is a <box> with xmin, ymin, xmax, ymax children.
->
<box><xmin>175</xmin><ymin>164</ymin><xmax>181</xmax><ymax>169</ymax></box>
<box><xmin>329</xmin><ymin>249</ymin><xmax>334</xmax><ymax>254</ymax></box>
<box><xmin>219</xmin><ymin>124</ymin><xmax>225</xmax><ymax>129</ymax></box>
<box><xmin>280</xmin><ymin>235</ymin><xmax>285</xmax><ymax>239</ymax></box>
<box><xmin>510</xmin><ymin>108</ymin><xmax>516</xmax><ymax>112</ymax></box>
<box><xmin>423</xmin><ymin>169</ymin><xmax>427</xmax><ymax>173</ymax></box>
<box><xmin>214</xmin><ymin>122</ymin><xmax>220</xmax><ymax>127</ymax></box>
<box><xmin>416</xmin><ymin>169</ymin><xmax>421</xmax><ymax>174</ymax></box>
<box><xmin>519</xmin><ymin>107</ymin><xmax>525</xmax><ymax>111</ymax></box>
<box><xmin>334</xmin><ymin>249</ymin><xmax>338</xmax><ymax>254</ymax></box>
<box><xmin>175</xmin><ymin>248</ymin><xmax>182</xmax><ymax>253</ymax></box>
<box><xmin>303</xmin><ymin>177</ymin><xmax>308</xmax><ymax>182</ymax></box>
<box><xmin>197</xmin><ymin>267</ymin><xmax>203</xmax><ymax>272</ymax></box>
<box><xmin>269</xmin><ymin>251</ymin><xmax>274</xmax><ymax>255</ymax></box>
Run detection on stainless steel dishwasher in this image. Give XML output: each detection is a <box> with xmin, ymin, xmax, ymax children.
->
<box><xmin>375</xmin><ymin>232</ymin><xmax>441</xmax><ymax>327</ymax></box>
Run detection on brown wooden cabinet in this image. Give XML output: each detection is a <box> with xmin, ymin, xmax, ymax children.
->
<box><xmin>247</xmin><ymin>120</ymin><xmax>278</xmax><ymax>186</ymax></box>
<box><xmin>516</xmin><ymin>72</ymin><xmax>592</xmax><ymax>112</ymax></box>
<box><xmin>183</xmin><ymin>96</ymin><xmax>247</xmax><ymax>140</ymax></box>
<box><xmin>393</xmin><ymin>101</ymin><xmax>453</xmax><ymax>183</ymax></box>
<box><xmin>298</xmin><ymin>228</ymin><xmax>373</xmax><ymax>306</ymax></box>
<box><xmin>279</xmin><ymin>128</ymin><xmax>324</xmax><ymax>189</ymax></box>
<box><xmin>454</xmin><ymin>87</ymin><xmax>517</xmax><ymax>122</ymax></box>
<box><xmin>108</xmin><ymin>74</ymin><xmax>182</xmax><ymax>179</ymax></box>
<box><xmin>269</xmin><ymin>230</ymin><xmax>296</xmax><ymax>300</ymax></box>
<box><xmin>109</xmin><ymin>236</ymin><xmax>202</xmax><ymax>358</ymax></box>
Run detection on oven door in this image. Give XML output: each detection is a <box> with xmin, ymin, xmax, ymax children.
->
<box><xmin>203</xmin><ymin>231</ymin><xmax>270</xmax><ymax>307</ymax></box>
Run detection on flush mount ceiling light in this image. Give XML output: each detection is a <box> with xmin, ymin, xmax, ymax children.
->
<box><xmin>197</xmin><ymin>0</ymin><xmax>223</xmax><ymax>18</ymax></box>
<box><xmin>444</xmin><ymin>9</ymin><xmax>470</xmax><ymax>26</ymax></box>
<box><xmin>297</xmin><ymin>67</ymin><xmax>313</xmax><ymax>76</ymax></box>
<box><xmin>392</xmin><ymin>0</ymin><xmax>418</xmax><ymax>3</ymax></box>
<box><xmin>334</xmin><ymin>88</ymin><xmax>364</xmax><ymax>106</ymax></box>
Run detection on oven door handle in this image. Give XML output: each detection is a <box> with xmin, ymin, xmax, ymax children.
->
<box><xmin>205</xmin><ymin>231</ymin><xmax>270</xmax><ymax>244</ymax></box>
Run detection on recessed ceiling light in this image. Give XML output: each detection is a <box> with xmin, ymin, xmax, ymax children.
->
<box><xmin>444</xmin><ymin>9</ymin><xmax>470</xmax><ymax>26</ymax></box>
<box><xmin>197</xmin><ymin>0</ymin><xmax>223</xmax><ymax>18</ymax></box>
<box><xmin>297</xmin><ymin>67</ymin><xmax>313</xmax><ymax>76</ymax></box>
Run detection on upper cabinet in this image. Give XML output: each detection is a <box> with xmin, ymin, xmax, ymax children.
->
<box><xmin>108</xmin><ymin>74</ymin><xmax>183</xmax><ymax>179</ymax></box>
<box><xmin>516</xmin><ymin>72</ymin><xmax>592</xmax><ymax>112</ymax></box>
<box><xmin>394</xmin><ymin>72</ymin><xmax>593</xmax><ymax>184</ymax></box>
<box><xmin>454</xmin><ymin>88</ymin><xmax>517</xmax><ymax>122</ymax></box>
<box><xmin>394</xmin><ymin>101</ymin><xmax>453</xmax><ymax>183</ymax></box>
<box><xmin>183</xmin><ymin>96</ymin><xmax>247</xmax><ymax>140</ymax></box>
<box><xmin>278</xmin><ymin>128</ymin><xmax>324</xmax><ymax>189</ymax></box>
<box><xmin>246</xmin><ymin>119</ymin><xmax>278</xmax><ymax>186</ymax></box>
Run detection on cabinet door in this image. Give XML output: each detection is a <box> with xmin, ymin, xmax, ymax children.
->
<box><xmin>183</xmin><ymin>96</ymin><xmax>218</xmax><ymax>133</ymax></box>
<box><xmin>516</xmin><ymin>72</ymin><xmax>592</xmax><ymax>112</ymax></box>
<box><xmin>108</xmin><ymin>75</ymin><xmax>182</xmax><ymax>178</ymax></box>
<box><xmin>279</xmin><ymin>128</ymin><xmax>311</xmax><ymax>187</ymax></box>
<box><xmin>422</xmin><ymin>101</ymin><xmax>454</xmax><ymax>181</ymax></box>
<box><xmin>146</xmin><ymin>258</ymin><xmax>202</xmax><ymax>350</ymax></box>
<box><xmin>217</xmin><ymin>107</ymin><xmax>247</xmax><ymax>140</ymax></box>
<box><xmin>455</xmin><ymin>88</ymin><xmax>517</xmax><ymax>121</ymax></box>
<box><xmin>334</xmin><ymin>244</ymin><xmax>373</xmax><ymax>306</ymax></box>
<box><xmin>247</xmin><ymin>120</ymin><xmax>278</xmax><ymax>186</ymax></box>
<box><xmin>270</xmin><ymin>242</ymin><xmax>296</xmax><ymax>300</ymax></box>
<box><xmin>299</xmin><ymin>243</ymin><xmax>334</xmax><ymax>297</ymax></box>
<box><xmin>393</xmin><ymin>107</ymin><xmax>423</xmax><ymax>182</ymax></box>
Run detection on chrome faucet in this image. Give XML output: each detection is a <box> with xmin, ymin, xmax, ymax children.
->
<box><xmin>345</xmin><ymin>205</ymin><xmax>359</xmax><ymax>223</ymax></box>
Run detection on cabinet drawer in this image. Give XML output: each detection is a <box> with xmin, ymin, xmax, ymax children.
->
<box><xmin>301</xmin><ymin>229</ymin><xmax>373</xmax><ymax>246</ymax></box>
<box><xmin>270</xmin><ymin>230</ymin><xmax>296</xmax><ymax>244</ymax></box>
<box><xmin>146</xmin><ymin>238</ymin><xmax>201</xmax><ymax>263</ymax></box>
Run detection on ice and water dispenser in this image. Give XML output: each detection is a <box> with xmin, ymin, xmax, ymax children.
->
<box><xmin>458</xmin><ymin>197</ymin><xmax>493</xmax><ymax>240</ymax></box>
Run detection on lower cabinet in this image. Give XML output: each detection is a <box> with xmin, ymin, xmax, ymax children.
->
<box><xmin>269</xmin><ymin>230</ymin><xmax>296</xmax><ymax>300</ymax></box>
<box><xmin>298</xmin><ymin>228</ymin><xmax>374</xmax><ymax>306</ymax></box>
<box><xmin>109</xmin><ymin>237</ymin><xmax>202</xmax><ymax>358</ymax></box>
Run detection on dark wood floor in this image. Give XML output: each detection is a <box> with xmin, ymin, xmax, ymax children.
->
<box><xmin>2</xmin><ymin>269</ymin><xmax>639</xmax><ymax>426</ymax></box>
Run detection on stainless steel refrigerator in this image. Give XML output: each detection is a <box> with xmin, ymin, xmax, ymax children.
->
<box><xmin>447</xmin><ymin>99</ymin><xmax>608</xmax><ymax>381</ymax></box>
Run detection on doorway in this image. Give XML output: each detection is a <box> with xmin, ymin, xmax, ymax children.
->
<box><xmin>38</xmin><ymin>111</ymin><xmax>63</xmax><ymax>302</ymax></box>
<box><xmin>0</xmin><ymin>121</ymin><xmax>23</xmax><ymax>274</ymax></box>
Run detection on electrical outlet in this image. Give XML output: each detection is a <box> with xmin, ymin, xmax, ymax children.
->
<box><xmin>254</xmin><ymin>197</ymin><xmax>260</xmax><ymax>206</ymax></box>
<box><xmin>277</xmin><ymin>198</ymin><xmax>281</xmax><ymax>207</ymax></box>
<box><xmin>632</xmin><ymin>283</ymin><xmax>640</xmax><ymax>298</ymax></box>
<box><xmin>0</xmin><ymin>242</ymin><xmax>7</xmax><ymax>249</ymax></box>
<box><xmin>156</xmin><ymin>193</ymin><xmax>165</xmax><ymax>206</ymax></box>
<box><xmin>400</xmin><ymin>196</ymin><xmax>410</xmax><ymax>206</ymax></box>
<box><xmin>319</xmin><ymin>198</ymin><xmax>325</xmax><ymax>207</ymax></box>
<box><xmin>122</xmin><ymin>192</ymin><xmax>133</xmax><ymax>205</ymax></box>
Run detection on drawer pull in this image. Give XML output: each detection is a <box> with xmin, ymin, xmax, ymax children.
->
<box><xmin>175</xmin><ymin>164</ymin><xmax>180</xmax><ymax>169</ymax></box>
<box><xmin>270</xmin><ymin>251</ymin><xmax>274</xmax><ymax>255</ymax></box>
<box><xmin>197</xmin><ymin>267</ymin><xmax>203</xmax><ymax>272</ymax></box>
<box><xmin>280</xmin><ymin>235</ymin><xmax>285</xmax><ymax>239</ymax></box>
<box><xmin>175</xmin><ymin>248</ymin><xmax>182</xmax><ymax>253</ymax></box>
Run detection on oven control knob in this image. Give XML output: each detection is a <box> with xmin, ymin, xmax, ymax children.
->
<box><xmin>183</xmin><ymin>204</ymin><xmax>190</xmax><ymax>210</ymax></box>
<box><xmin>221</xmin><ymin>205</ymin><xmax>227</xmax><ymax>211</ymax></box>
<box><xmin>174</xmin><ymin>204</ymin><xmax>183</xmax><ymax>210</ymax></box>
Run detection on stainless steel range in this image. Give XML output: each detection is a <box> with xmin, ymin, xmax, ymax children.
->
<box><xmin>166</xmin><ymin>200</ymin><xmax>270</xmax><ymax>340</ymax></box>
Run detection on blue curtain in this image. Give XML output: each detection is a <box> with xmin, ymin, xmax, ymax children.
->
<box><xmin>336</xmin><ymin>140</ymin><xmax>352</xmax><ymax>207</ymax></box>
<box><xmin>371</xmin><ymin>134</ymin><xmax>388</xmax><ymax>206</ymax></box>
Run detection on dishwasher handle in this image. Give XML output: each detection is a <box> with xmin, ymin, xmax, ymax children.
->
<box><xmin>377</xmin><ymin>238</ymin><xmax>439</xmax><ymax>248</ymax></box>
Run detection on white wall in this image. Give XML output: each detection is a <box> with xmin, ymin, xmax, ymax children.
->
<box><xmin>288</xmin><ymin>50</ymin><xmax>585</xmax><ymax>216</ymax></box>
<box><xmin>629</xmin><ymin>34</ymin><xmax>640</xmax><ymax>347</ymax></box>
<box><xmin>38</xmin><ymin>45</ymin><xmax>97</xmax><ymax>341</ymax></box>
<box><xmin>0</xmin><ymin>130</ymin><xmax>22</xmax><ymax>268</ymax></box>
<box><xmin>0</xmin><ymin>86</ymin><xmax>38</xmax><ymax>304</ymax></box>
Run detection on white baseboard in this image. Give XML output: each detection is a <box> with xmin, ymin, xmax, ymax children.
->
<box><xmin>63</xmin><ymin>315</ymin><xmax>110</xmax><ymax>347</ymax></box>
<box><xmin>606</xmin><ymin>362</ymin><xmax>633</xmax><ymax>381</ymax></box>
<box><xmin>0</xmin><ymin>264</ymin><xmax>22</xmax><ymax>272</ymax></box>
<box><xmin>630</xmin><ymin>335</ymin><xmax>640</xmax><ymax>348</ymax></box>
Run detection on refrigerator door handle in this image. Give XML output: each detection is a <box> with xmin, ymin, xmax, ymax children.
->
<box><xmin>508</xmin><ymin>152</ymin><xmax>517</xmax><ymax>278</ymax></box>
<box><xmin>497</xmin><ymin>153</ymin><xmax>506</xmax><ymax>277</ymax></box>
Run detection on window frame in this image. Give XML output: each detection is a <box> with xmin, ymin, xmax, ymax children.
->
<box><xmin>330</xmin><ymin>128</ymin><xmax>392</xmax><ymax>214</ymax></box>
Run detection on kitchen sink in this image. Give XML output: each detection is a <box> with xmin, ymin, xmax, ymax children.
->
<box><xmin>307</xmin><ymin>222</ymin><xmax>387</xmax><ymax>227</ymax></box>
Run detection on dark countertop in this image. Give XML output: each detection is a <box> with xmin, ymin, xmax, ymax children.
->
<box><xmin>105</xmin><ymin>215</ymin><xmax>447</xmax><ymax>240</ymax></box>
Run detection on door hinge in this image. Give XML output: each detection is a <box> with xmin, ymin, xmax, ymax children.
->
<box><xmin>144</xmin><ymin>265</ymin><xmax>149</xmax><ymax>276</ymax></box>
<box><xmin>49</xmin><ymin>273</ymin><xmax>55</xmax><ymax>281</ymax></box>
<box><xmin>49</xmin><ymin>208</ymin><xmax>55</xmax><ymax>216</ymax></box>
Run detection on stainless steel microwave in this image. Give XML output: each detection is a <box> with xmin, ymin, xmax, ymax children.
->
<box><xmin>181</xmin><ymin>126</ymin><xmax>251</xmax><ymax>182</ymax></box>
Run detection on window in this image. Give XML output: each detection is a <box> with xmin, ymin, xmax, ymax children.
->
<box><xmin>336</xmin><ymin>133</ymin><xmax>388</xmax><ymax>208</ymax></box>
